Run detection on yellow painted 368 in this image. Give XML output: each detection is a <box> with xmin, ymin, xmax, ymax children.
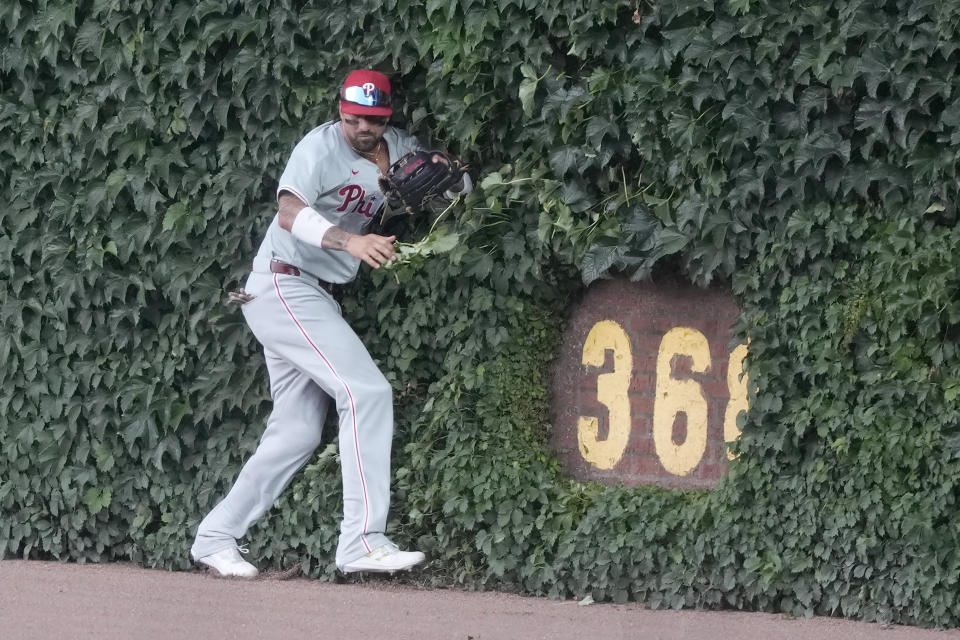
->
<box><xmin>577</xmin><ymin>320</ymin><xmax>749</xmax><ymax>476</ymax></box>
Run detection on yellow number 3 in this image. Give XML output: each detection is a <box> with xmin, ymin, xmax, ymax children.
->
<box><xmin>577</xmin><ymin>320</ymin><xmax>632</xmax><ymax>470</ymax></box>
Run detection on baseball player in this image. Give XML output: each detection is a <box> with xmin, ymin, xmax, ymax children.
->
<box><xmin>190</xmin><ymin>69</ymin><xmax>471</xmax><ymax>577</ymax></box>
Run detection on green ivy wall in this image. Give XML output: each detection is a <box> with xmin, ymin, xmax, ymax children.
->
<box><xmin>2</xmin><ymin>0</ymin><xmax>959</xmax><ymax>628</ymax></box>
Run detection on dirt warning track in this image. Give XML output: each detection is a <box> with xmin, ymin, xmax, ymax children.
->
<box><xmin>1</xmin><ymin>560</ymin><xmax>958</xmax><ymax>640</ymax></box>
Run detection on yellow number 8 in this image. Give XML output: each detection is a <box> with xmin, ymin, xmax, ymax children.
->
<box><xmin>723</xmin><ymin>343</ymin><xmax>749</xmax><ymax>460</ymax></box>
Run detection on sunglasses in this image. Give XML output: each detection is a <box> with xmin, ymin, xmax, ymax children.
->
<box><xmin>341</xmin><ymin>85</ymin><xmax>392</xmax><ymax>107</ymax></box>
<box><xmin>342</xmin><ymin>114</ymin><xmax>389</xmax><ymax>127</ymax></box>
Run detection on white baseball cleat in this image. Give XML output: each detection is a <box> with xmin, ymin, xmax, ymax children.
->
<box><xmin>193</xmin><ymin>546</ymin><xmax>259</xmax><ymax>579</ymax></box>
<box><xmin>339</xmin><ymin>543</ymin><xmax>425</xmax><ymax>574</ymax></box>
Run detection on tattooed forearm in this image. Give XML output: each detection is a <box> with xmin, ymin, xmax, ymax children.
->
<box><xmin>322</xmin><ymin>226</ymin><xmax>353</xmax><ymax>250</ymax></box>
<box><xmin>277</xmin><ymin>192</ymin><xmax>358</xmax><ymax>250</ymax></box>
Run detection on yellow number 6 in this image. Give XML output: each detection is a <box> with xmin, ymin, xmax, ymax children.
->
<box><xmin>653</xmin><ymin>327</ymin><xmax>710</xmax><ymax>476</ymax></box>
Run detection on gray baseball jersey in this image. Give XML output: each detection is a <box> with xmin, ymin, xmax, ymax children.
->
<box><xmin>250</xmin><ymin>121</ymin><xmax>421</xmax><ymax>283</ymax></box>
<box><xmin>192</xmin><ymin>120</ymin><xmax>428</xmax><ymax>570</ymax></box>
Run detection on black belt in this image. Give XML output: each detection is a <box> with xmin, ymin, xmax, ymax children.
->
<box><xmin>268</xmin><ymin>259</ymin><xmax>336</xmax><ymax>295</ymax></box>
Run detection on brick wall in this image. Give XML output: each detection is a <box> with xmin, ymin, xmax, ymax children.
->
<box><xmin>549</xmin><ymin>277</ymin><xmax>743</xmax><ymax>489</ymax></box>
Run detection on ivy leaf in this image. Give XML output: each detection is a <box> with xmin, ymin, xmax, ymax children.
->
<box><xmin>549</xmin><ymin>147</ymin><xmax>580</xmax><ymax>176</ymax></box>
<box><xmin>946</xmin><ymin>381</ymin><xmax>960</xmax><ymax>403</ymax></box>
<box><xmin>466</xmin><ymin>252</ymin><xmax>494</xmax><ymax>280</ymax></box>
<box><xmin>661</xmin><ymin>26</ymin><xmax>698</xmax><ymax>58</ymax></box>
<box><xmin>82</xmin><ymin>487</ymin><xmax>112</xmax><ymax>515</ymax></box>
<box><xmin>479</xmin><ymin>172</ymin><xmax>504</xmax><ymax>190</ymax></box>
<box><xmin>657</xmin><ymin>228</ymin><xmax>690</xmax><ymax>254</ymax></box>
<box><xmin>75</xmin><ymin>98</ymin><xmax>99</xmax><ymax>129</ymax></box>
<box><xmin>425</xmin><ymin>230</ymin><xmax>459</xmax><ymax>254</ymax></box>
<box><xmin>940</xmin><ymin>98</ymin><xmax>960</xmax><ymax>141</ymax></box>
<box><xmin>794</xmin><ymin>130</ymin><xmax>851</xmax><ymax>172</ymax></box>
<box><xmin>74</xmin><ymin>21</ymin><xmax>105</xmax><ymax>57</ymax></box>
<box><xmin>623</xmin><ymin>205</ymin><xmax>658</xmax><ymax>237</ymax></box>
<box><xmin>798</xmin><ymin>86</ymin><xmax>830</xmax><ymax>122</ymax></box>
<box><xmin>390</xmin><ymin>229</ymin><xmax>461</xmax><ymax>267</ymax></box>
<box><xmin>519</xmin><ymin>79</ymin><xmax>539</xmax><ymax>117</ymax></box>
<box><xmin>580</xmin><ymin>243</ymin><xmax>625</xmax><ymax>285</ymax></box>
<box><xmin>94</xmin><ymin>443</ymin><xmax>115</xmax><ymax>472</ymax></box>
<box><xmin>586</xmin><ymin>116</ymin><xmax>619</xmax><ymax>149</ymax></box>
<box><xmin>543</xmin><ymin>85</ymin><xmax>586</xmax><ymax>120</ymax></box>
<box><xmin>162</xmin><ymin>203</ymin><xmax>189</xmax><ymax>231</ymax></box>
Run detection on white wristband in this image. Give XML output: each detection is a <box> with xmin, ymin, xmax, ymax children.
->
<box><xmin>290</xmin><ymin>207</ymin><xmax>334</xmax><ymax>248</ymax></box>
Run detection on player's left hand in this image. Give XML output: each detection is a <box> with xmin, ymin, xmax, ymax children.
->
<box><xmin>377</xmin><ymin>150</ymin><xmax>466</xmax><ymax>212</ymax></box>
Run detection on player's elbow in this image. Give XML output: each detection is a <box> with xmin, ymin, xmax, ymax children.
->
<box><xmin>277</xmin><ymin>192</ymin><xmax>306</xmax><ymax>232</ymax></box>
<box><xmin>277</xmin><ymin>207</ymin><xmax>295</xmax><ymax>232</ymax></box>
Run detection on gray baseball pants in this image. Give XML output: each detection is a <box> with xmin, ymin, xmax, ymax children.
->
<box><xmin>191</xmin><ymin>271</ymin><xmax>394</xmax><ymax>567</ymax></box>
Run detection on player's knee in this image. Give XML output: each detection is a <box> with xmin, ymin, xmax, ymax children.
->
<box><xmin>337</xmin><ymin>371</ymin><xmax>392</xmax><ymax>409</ymax></box>
<box><xmin>368</xmin><ymin>374</ymin><xmax>393</xmax><ymax>403</ymax></box>
<box><xmin>351</xmin><ymin>373</ymin><xmax>392</xmax><ymax>407</ymax></box>
<box><xmin>302</xmin><ymin>429</ymin><xmax>325</xmax><ymax>453</ymax></box>
<box><xmin>275</xmin><ymin>422</ymin><xmax>324</xmax><ymax>456</ymax></box>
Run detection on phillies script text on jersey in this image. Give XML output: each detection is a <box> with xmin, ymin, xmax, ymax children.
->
<box><xmin>337</xmin><ymin>184</ymin><xmax>378</xmax><ymax>217</ymax></box>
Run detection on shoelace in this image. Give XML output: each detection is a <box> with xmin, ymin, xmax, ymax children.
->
<box><xmin>237</xmin><ymin>545</ymin><xmax>250</xmax><ymax>554</ymax></box>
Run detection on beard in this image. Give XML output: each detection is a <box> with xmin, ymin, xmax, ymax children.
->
<box><xmin>348</xmin><ymin>131</ymin><xmax>380</xmax><ymax>153</ymax></box>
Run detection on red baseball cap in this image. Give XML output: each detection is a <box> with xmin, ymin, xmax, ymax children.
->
<box><xmin>340</xmin><ymin>69</ymin><xmax>393</xmax><ymax>117</ymax></box>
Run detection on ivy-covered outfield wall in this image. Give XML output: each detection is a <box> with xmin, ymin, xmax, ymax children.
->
<box><xmin>2</xmin><ymin>0</ymin><xmax>960</xmax><ymax>627</ymax></box>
